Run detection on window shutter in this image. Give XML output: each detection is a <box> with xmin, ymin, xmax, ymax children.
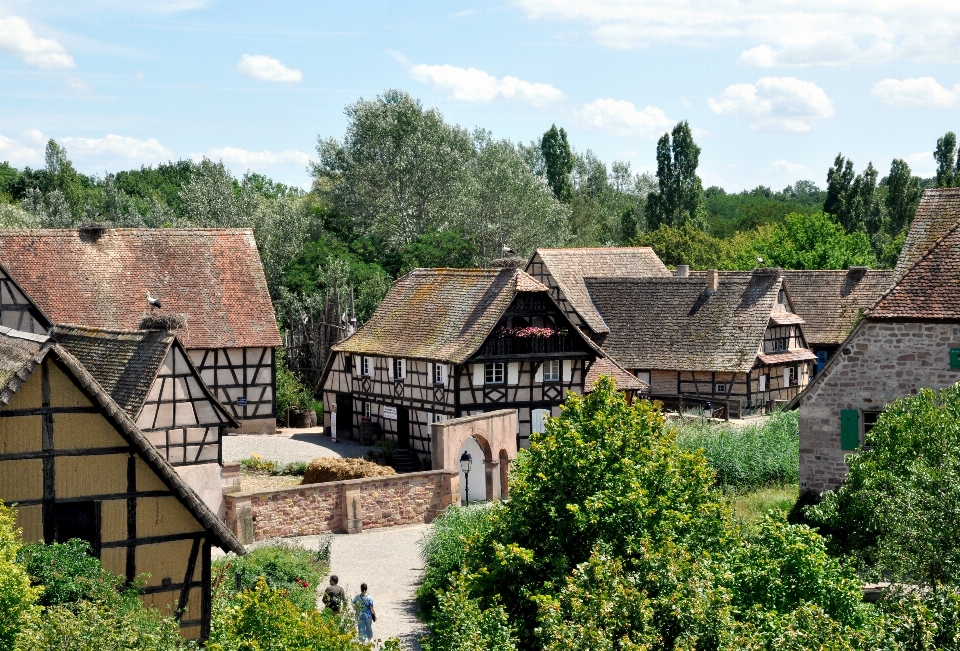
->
<box><xmin>759</xmin><ymin>374</ymin><xmax>767</xmax><ymax>392</ymax></box>
<box><xmin>507</xmin><ymin>362</ymin><xmax>520</xmax><ymax>385</ymax></box>
<box><xmin>951</xmin><ymin>348</ymin><xmax>960</xmax><ymax>370</ymax></box>
<box><xmin>534</xmin><ymin>363</ymin><xmax>544</xmax><ymax>383</ymax></box>
<box><xmin>353</xmin><ymin>355</ymin><xmax>360</xmax><ymax>374</ymax></box>
<box><xmin>472</xmin><ymin>364</ymin><xmax>484</xmax><ymax>386</ymax></box>
<box><xmin>840</xmin><ymin>409</ymin><xmax>860</xmax><ymax>450</ymax></box>
<box><xmin>562</xmin><ymin>360</ymin><xmax>572</xmax><ymax>382</ymax></box>
<box><xmin>387</xmin><ymin>357</ymin><xmax>394</xmax><ymax>380</ymax></box>
<box><xmin>783</xmin><ymin>367</ymin><xmax>790</xmax><ymax>387</ymax></box>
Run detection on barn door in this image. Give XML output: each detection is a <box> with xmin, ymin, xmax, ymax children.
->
<box><xmin>54</xmin><ymin>501</ymin><xmax>101</xmax><ymax>556</ymax></box>
<box><xmin>532</xmin><ymin>408</ymin><xmax>551</xmax><ymax>435</ymax></box>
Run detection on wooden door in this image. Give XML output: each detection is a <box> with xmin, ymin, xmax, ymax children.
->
<box><xmin>396</xmin><ymin>407</ymin><xmax>410</xmax><ymax>449</ymax></box>
<box><xmin>532</xmin><ymin>408</ymin><xmax>551</xmax><ymax>434</ymax></box>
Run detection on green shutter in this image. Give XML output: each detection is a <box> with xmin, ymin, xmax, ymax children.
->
<box><xmin>950</xmin><ymin>348</ymin><xmax>960</xmax><ymax>370</ymax></box>
<box><xmin>840</xmin><ymin>409</ymin><xmax>860</xmax><ymax>450</ymax></box>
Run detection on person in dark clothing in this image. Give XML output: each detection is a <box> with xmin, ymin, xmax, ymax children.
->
<box><xmin>322</xmin><ymin>575</ymin><xmax>345</xmax><ymax>613</ymax></box>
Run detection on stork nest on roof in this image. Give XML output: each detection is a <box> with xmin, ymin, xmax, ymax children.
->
<box><xmin>139</xmin><ymin>312</ymin><xmax>187</xmax><ymax>331</ymax></box>
<box><xmin>487</xmin><ymin>256</ymin><xmax>525</xmax><ymax>269</ymax></box>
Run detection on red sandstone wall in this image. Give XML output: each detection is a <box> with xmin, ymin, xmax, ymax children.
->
<box><xmin>224</xmin><ymin>469</ymin><xmax>459</xmax><ymax>543</ymax></box>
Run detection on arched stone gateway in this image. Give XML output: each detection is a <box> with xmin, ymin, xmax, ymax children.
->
<box><xmin>431</xmin><ymin>409</ymin><xmax>518</xmax><ymax>501</ymax></box>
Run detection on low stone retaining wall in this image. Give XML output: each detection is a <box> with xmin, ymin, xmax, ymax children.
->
<box><xmin>224</xmin><ymin>469</ymin><xmax>459</xmax><ymax>544</ymax></box>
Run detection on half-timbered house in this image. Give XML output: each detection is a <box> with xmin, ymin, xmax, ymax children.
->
<box><xmin>0</xmin><ymin>325</ymin><xmax>244</xmax><ymax>640</ymax></box>
<box><xmin>0</xmin><ymin>262</ymin><xmax>50</xmax><ymax>335</ymax></box>
<box><xmin>0</xmin><ymin>226</ymin><xmax>281</xmax><ymax>432</ymax></box>
<box><xmin>585</xmin><ymin>268</ymin><xmax>816</xmax><ymax>416</ymax></box>
<box><xmin>49</xmin><ymin>324</ymin><xmax>238</xmax><ymax>516</ymax></box>
<box><xmin>319</xmin><ymin>267</ymin><xmax>643</xmax><ymax>452</ymax></box>
<box><xmin>781</xmin><ymin>268</ymin><xmax>893</xmax><ymax>372</ymax></box>
<box><xmin>525</xmin><ymin>247</ymin><xmax>671</xmax><ymax>343</ymax></box>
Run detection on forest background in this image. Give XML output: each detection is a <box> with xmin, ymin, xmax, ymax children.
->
<box><xmin>2</xmin><ymin>88</ymin><xmax>959</xmax><ymax>332</ymax></box>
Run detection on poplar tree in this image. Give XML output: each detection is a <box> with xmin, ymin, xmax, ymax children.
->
<box><xmin>934</xmin><ymin>131</ymin><xmax>960</xmax><ymax>187</ymax></box>
<box><xmin>644</xmin><ymin>121</ymin><xmax>705</xmax><ymax>229</ymax></box>
<box><xmin>540</xmin><ymin>125</ymin><xmax>574</xmax><ymax>202</ymax></box>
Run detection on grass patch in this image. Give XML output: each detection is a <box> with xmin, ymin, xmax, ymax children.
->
<box><xmin>239</xmin><ymin>453</ymin><xmax>307</xmax><ymax>476</ymax></box>
<box><xmin>673</xmin><ymin>410</ymin><xmax>799</xmax><ymax>491</ymax></box>
<box><xmin>731</xmin><ymin>485</ymin><xmax>799</xmax><ymax>523</ymax></box>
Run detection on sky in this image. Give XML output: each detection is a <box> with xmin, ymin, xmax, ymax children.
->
<box><xmin>1</xmin><ymin>0</ymin><xmax>959</xmax><ymax>191</ymax></box>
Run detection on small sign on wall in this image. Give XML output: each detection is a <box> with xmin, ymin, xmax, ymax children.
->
<box><xmin>382</xmin><ymin>406</ymin><xmax>397</xmax><ymax>420</ymax></box>
<box><xmin>236</xmin><ymin>396</ymin><xmax>248</xmax><ymax>406</ymax></box>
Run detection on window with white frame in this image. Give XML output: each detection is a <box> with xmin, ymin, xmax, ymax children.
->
<box><xmin>635</xmin><ymin>370</ymin><xmax>651</xmax><ymax>385</ymax></box>
<box><xmin>363</xmin><ymin>401</ymin><xmax>371</xmax><ymax>418</ymax></box>
<box><xmin>361</xmin><ymin>356</ymin><xmax>372</xmax><ymax>376</ymax></box>
<box><xmin>787</xmin><ymin>366</ymin><xmax>798</xmax><ymax>385</ymax></box>
<box><xmin>393</xmin><ymin>358</ymin><xmax>405</xmax><ymax>380</ymax></box>
<box><xmin>542</xmin><ymin>359</ymin><xmax>560</xmax><ymax>382</ymax></box>
<box><xmin>772</xmin><ymin>337</ymin><xmax>787</xmax><ymax>352</ymax></box>
<box><xmin>862</xmin><ymin>410</ymin><xmax>881</xmax><ymax>449</ymax></box>
<box><xmin>484</xmin><ymin>362</ymin><xmax>504</xmax><ymax>384</ymax></box>
<box><xmin>433</xmin><ymin>363</ymin><xmax>446</xmax><ymax>385</ymax></box>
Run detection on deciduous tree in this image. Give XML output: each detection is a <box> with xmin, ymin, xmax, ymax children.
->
<box><xmin>540</xmin><ymin>124</ymin><xmax>574</xmax><ymax>202</ymax></box>
<box><xmin>644</xmin><ymin>121</ymin><xmax>705</xmax><ymax>229</ymax></box>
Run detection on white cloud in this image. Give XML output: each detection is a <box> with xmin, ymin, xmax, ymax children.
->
<box><xmin>0</xmin><ymin>15</ymin><xmax>75</xmax><ymax>69</ymax></box>
<box><xmin>708</xmin><ymin>77</ymin><xmax>834</xmax><ymax>132</ymax></box>
<box><xmin>904</xmin><ymin>151</ymin><xmax>936</xmax><ymax>177</ymax></box>
<box><xmin>511</xmin><ymin>0</ymin><xmax>960</xmax><ymax>65</ymax></box>
<box><xmin>66</xmin><ymin>77</ymin><xmax>93</xmax><ymax>94</ymax></box>
<box><xmin>410</xmin><ymin>63</ymin><xmax>564</xmax><ymax>104</ymax></box>
<box><xmin>20</xmin><ymin>129</ymin><xmax>48</xmax><ymax>146</ymax></box>
<box><xmin>768</xmin><ymin>159</ymin><xmax>806</xmax><ymax>176</ymax></box>
<box><xmin>578</xmin><ymin>99</ymin><xmax>673</xmax><ymax>138</ymax></box>
<box><xmin>236</xmin><ymin>54</ymin><xmax>302</xmax><ymax>83</ymax></box>
<box><xmin>199</xmin><ymin>147</ymin><xmax>311</xmax><ymax>170</ymax></box>
<box><xmin>872</xmin><ymin>77</ymin><xmax>960</xmax><ymax>109</ymax></box>
<box><xmin>59</xmin><ymin>134</ymin><xmax>173</xmax><ymax>167</ymax></box>
<box><xmin>0</xmin><ymin>134</ymin><xmax>43</xmax><ymax>167</ymax></box>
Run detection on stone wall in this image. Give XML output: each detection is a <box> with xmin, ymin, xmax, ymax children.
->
<box><xmin>224</xmin><ymin>469</ymin><xmax>459</xmax><ymax>544</ymax></box>
<box><xmin>799</xmin><ymin>320</ymin><xmax>960</xmax><ymax>494</ymax></box>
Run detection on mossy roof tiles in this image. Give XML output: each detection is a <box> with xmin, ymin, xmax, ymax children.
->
<box><xmin>894</xmin><ymin>188</ymin><xmax>960</xmax><ymax>280</ymax></box>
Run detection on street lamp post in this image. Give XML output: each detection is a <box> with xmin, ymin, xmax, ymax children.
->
<box><xmin>460</xmin><ymin>450</ymin><xmax>473</xmax><ymax>506</ymax></box>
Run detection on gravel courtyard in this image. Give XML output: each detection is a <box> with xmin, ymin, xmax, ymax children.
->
<box><xmin>222</xmin><ymin>427</ymin><xmax>372</xmax><ymax>465</ymax></box>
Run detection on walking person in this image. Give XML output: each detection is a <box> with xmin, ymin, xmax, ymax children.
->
<box><xmin>353</xmin><ymin>582</ymin><xmax>377</xmax><ymax>641</ymax></box>
<box><xmin>322</xmin><ymin>575</ymin><xmax>345</xmax><ymax>613</ymax></box>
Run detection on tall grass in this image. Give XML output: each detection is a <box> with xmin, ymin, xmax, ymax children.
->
<box><xmin>673</xmin><ymin>410</ymin><xmax>799</xmax><ymax>491</ymax></box>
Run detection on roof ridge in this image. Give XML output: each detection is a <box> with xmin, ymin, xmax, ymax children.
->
<box><xmin>868</xmin><ymin>214</ymin><xmax>960</xmax><ymax>317</ymax></box>
<box><xmin>52</xmin><ymin>323</ymin><xmax>175</xmax><ymax>337</ymax></box>
<box><xmin>0</xmin><ymin>325</ymin><xmax>49</xmax><ymax>343</ymax></box>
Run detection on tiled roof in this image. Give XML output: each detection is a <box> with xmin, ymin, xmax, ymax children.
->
<box><xmin>333</xmin><ymin>268</ymin><xmax>551</xmax><ymax>364</ymax></box>
<box><xmin>770</xmin><ymin>313</ymin><xmax>806</xmax><ymax>326</ymax></box>
<box><xmin>584</xmin><ymin>357</ymin><xmax>647</xmax><ymax>393</ymax></box>
<box><xmin>0</xmin><ymin>327</ymin><xmax>243</xmax><ymax>553</ymax></box>
<box><xmin>585</xmin><ymin>269</ymin><xmax>787</xmax><ymax>373</ymax></box>
<box><xmin>895</xmin><ymin>188</ymin><xmax>960</xmax><ymax>279</ymax></box>
<box><xmin>0</xmin><ymin>228</ymin><xmax>280</xmax><ymax>350</ymax></box>
<box><xmin>869</xmin><ymin>219</ymin><xmax>960</xmax><ymax>320</ymax></box>
<box><xmin>757</xmin><ymin>350</ymin><xmax>818</xmax><ymax>365</ymax></box>
<box><xmin>781</xmin><ymin>269</ymin><xmax>894</xmax><ymax>345</ymax></box>
<box><xmin>529</xmin><ymin>247</ymin><xmax>671</xmax><ymax>335</ymax></box>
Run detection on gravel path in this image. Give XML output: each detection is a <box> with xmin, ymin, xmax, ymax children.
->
<box><xmin>222</xmin><ymin>428</ymin><xmax>372</xmax><ymax>465</ymax></box>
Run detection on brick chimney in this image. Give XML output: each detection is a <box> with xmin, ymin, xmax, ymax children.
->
<box><xmin>676</xmin><ymin>264</ymin><xmax>689</xmax><ymax>278</ymax></box>
<box><xmin>706</xmin><ymin>269</ymin><xmax>719</xmax><ymax>292</ymax></box>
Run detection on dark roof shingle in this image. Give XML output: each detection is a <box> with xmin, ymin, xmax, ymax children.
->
<box><xmin>529</xmin><ymin>247</ymin><xmax>670</xmax><ymax>335</ymax></box>
<box><xmin>333</xmin><ymin>268</ymin><xmax>550</xmax><ymax>364</ymax></box>
<box><xmin>895</xmin><ymin>188</ymin><xmax>960</xmax><ymax>279</ymax></box>
<box><xmin>782</xmin><ymin>269</ymin><xmax>894</xmax><ymax>345</ymax></box>
<box><xmin>0</xmin><ymin>228</ymin><xmax>280</xmax><ymax>350</ymax></box>
<box><xmin>586</xmin><ymin>270</ymin><xmax>787</xmax><ymax>373</ymax></box>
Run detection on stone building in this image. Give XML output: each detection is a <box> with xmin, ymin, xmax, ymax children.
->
<box><xmin>586</xmin><ymin>268</ymin><xmax>817</xmax><ymax>417</ymax></box>
<box><xmin>0</xmin><ymin>325</ymin><xmax>243</xmax><ymax>640</ymax></box>
<box><xmin>525</xmin><ymin>247</ymin><xmax>671</xmax><ymax>343</ymax></box>
<box><xmin>0</xmin><ymin>226</ymin><xmax>281</xmax><ymax>432</ymax></box>
<box><xmin>795</xmin><ymin>188</ymin><xmax>960</xmax><ymax>494</ymax></box>
<box><xmin>50</xmin><ymin>324</ymin><xmax>238</xmax><ymax>517</ymax></box>
<box><xmin>318</xmin><ymin>267</ymin><xmax>643</xmax><ymax>453</ymax></box>
<box><xmin>782</xmin><ymin>268</ymin><xmax>894</xmax><ymax>372</ymax></box>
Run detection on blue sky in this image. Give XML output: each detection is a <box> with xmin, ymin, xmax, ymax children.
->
<box><xmin>1</xmin><ymin>0</ymin><xmax>958</xmax><ymax>191</ymax></box>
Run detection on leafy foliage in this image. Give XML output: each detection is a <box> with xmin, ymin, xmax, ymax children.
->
<box><xmin>17</xmin><ymin>539</ymin><xmax>123</xmax><ymax>606</ymax></box>
<box><xmin>0</xmin><ymin>501</ymin><xmax>40</xmax><ymax>649</ymax></box>
<box><xmin>214</xmin><ymin>542</ymin><xmax>327</xmax><ymax>612</ymax></box>
<box><xmin>645</xmin><ymin>121</ymin><xmax>706</xmax><ymax>229</ymax></box>
<box><xmin>807</xmin><ymin>383</ymin><xmax>960</xmax><ymax>587</ymax></box>
<box><xmin>275</xmin><ymin>347</ymin><xmax>316</xmax><ymax>417</ymax></box>
<box><xmin>674</xmin><ymin>410</ymin><xmax>800</xmax><ymax>490</ymax></box>
<box><xmin>420</xmin><ymin>572</ymin><xmax>517</xmax><ymax>651</ymax></box>
<box><xmin>541</xmin><ymin>125</ymin><xmax>574</xmax><ymax>203</ymax></box>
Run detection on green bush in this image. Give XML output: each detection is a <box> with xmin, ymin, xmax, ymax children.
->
<box><xmin>0</xmin><ymin>502</ymin><xmax>40</xmax><ymax>649</ymax></box>
<box><xmin>17</xmin><ymin>539</ymin><xmax>123</xmax><ymax>606</ymax></box>
<box><xmin>214</xmin><ymin>542</ymin><xmax>327</xmax><ymax>612</ymax></box>
<box><xmin>275</xmin><ymin>347</ymin><xmax>316</xmax><ymax>419</ymax></box>
<box><xmin>207</xmin><ymin>578</ymin><xmax>365</xmax><ymax>651</ymax></box>
<box><xmin>420</xmin><ymin>572</ymin><xmax>517</xmax><ymax>651</ymax></box>
<box><xmin>279</xmin><ymin>460</ymin><xmax>308</xmax><ymax>476</ymax></box>
<box><xmin>239</xmin><ymin>453</ymin><xmax>279</xmax><ymax>474</ymax></box>
<box><xmin>807</xmin><ymin>383</ymin><xmax>960</xmax><ymax>586</ymax></box>
<box><xmin>674</xmin><ymin>410</ymin><xmax>799</xmax><ymax>490</ymax></box>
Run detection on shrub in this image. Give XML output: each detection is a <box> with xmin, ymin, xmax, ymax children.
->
<box><xmin>239</xmin><ymin>453</ymin><xmax>279</xmax><ymax>474</ymax></box>
<box><xmin>0</xmin><ymin>501</ymin><xmax>40</xmax><ymax>649</ymax></box>
<box><xmin>807</xmin><ymin>383</ymin><xmax>960</xmax><ymax>586</ymax></box>
<box><xmin>302</xmin><ymin>457</ymin><xmax>395</xmax><ymax>484</ymax></box>
<box><xmin>279</xmin><ymin>460</ymin><xmax>307</xmax><ymax>476</ymax></box>
<box><xmin>420</xmin><ymin>572</ymin><xmax>517</xmax><ymax>651</ymax></box>
<box><xmin>17</xmin><ymin>539</ymin><xmax>123</xmax><ymax>606</ymax></box>
<box><xmin>674</xmin><ymin>410</ymin><xmax>799</xmax><ymax>490</ymax></box>
<box><xmin>275</xmin><ymin>347</ymin><xmax>316</xmax><ymax>420</ymax></box>
<box><xmin>213</xmin><ymin>541</ymin><xmax>327</xmax><ymax>612</ymax></box>
<box><xmin>207</xmin><ymin>578</ymin><xmax>365</xmax><ymax>651</ymax></box>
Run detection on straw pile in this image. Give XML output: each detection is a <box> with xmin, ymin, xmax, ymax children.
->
<box><xmin>302</xmin><ymin>457</ymin><xmax>396</xmax><ymax>484</ymax></box>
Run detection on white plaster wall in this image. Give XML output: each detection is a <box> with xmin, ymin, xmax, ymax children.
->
<box><xmin>458</xmin><ymin>436</ymin><xmax>487</xmax><ymax>504</ymax></box>
<box><xmin>174</xmin><ymin>462</ymin><xmax>225</xmax><ymax>520</ymax></box>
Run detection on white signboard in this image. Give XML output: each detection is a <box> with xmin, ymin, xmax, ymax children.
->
<box><xmin>382</xmin><ymin>406</ymin><xmax>397</xmax><ymax>420</ymax></box>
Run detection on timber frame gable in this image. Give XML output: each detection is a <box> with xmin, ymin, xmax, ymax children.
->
<box><xmin>0</xmin><ymin>262</ymin><xmax>51</xmax><ymax>336</ymax></box>
<box><xmin>0</xmin><ymin>326</ymin><xmax>243</xmax><ymax>640</ymax></box>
